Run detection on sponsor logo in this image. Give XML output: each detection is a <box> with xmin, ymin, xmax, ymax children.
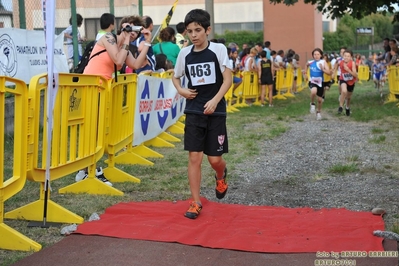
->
<box><xmin>0</xmin><ymin>34</ymin><xmax>18</xmax><ymax>77</ymax></box>
<box><xmin>218</xmin><ymin>135</ymin><xmax>225</xmax><ymax>145</ymax></box>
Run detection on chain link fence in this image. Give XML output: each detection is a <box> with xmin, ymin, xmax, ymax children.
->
<box><xmin>9</xmin><ymin>1</ymin><xmax>139</xmax><ymax>38</ymax></box>
<box><xmin>5</xmin><ymin>0</ymin><xmax>139</xmax><ymax>68</ymax></box>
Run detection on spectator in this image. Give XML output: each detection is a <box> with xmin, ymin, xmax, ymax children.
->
<box><xmin>64</xmin><ymin>13</ymin><xmax>86</xmax><ymax>68</ymax></box>
<box><xmin>263</xmin><ymin>41</ymin><xmax>271</xmax><ymax>59</ymax></box>
<box><xmin>257</xmin><ymin>50</ymin><xmax>274</xmax><ymax>107</ymax></box>
<box><xmin>227</xmin><ymin>47</ymin><xmax>242</xmax><ymax>93</ymax></box>
<box><xmin>76</xmin><ymin>14</ymin><xmax>152</xmax><ymax>185</ymax></box>
<box><xmin>175</xmin><ymin>22</ymin><xmax>188</xmax><ymax>49</ymax></box>
<box><xmin>134</xmin><ymin>15</ymin><xmax>156</xmax><ymax>74</ymax></box>
<box><xmin>153</xmin><ymin>26</ymin><xmax>180</xmax><ymax>67</ymax></box>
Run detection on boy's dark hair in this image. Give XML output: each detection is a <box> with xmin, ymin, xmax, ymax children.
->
<box><xmin>256</xmin><ymin>42</ymin><xmax>263</xmax><ymax>47</ymax></box>
<box><xmin>264</xmin><ymin>41</ymin><xmax>271</xmax><ymax>48</ymax></box>
<box><xmin>271</xmin><ymin>50</ymin><xmax>277</xmax><ymax>56</ymax></box>
<box><xmin>69</xmin><ymin>14</ymin><xmax>83</xmax><ymax>26</ymax></box>
<box><xmin>176</xmin><ymin>22</ymin><xmax>186</xmax><ymax>34</ymax></box>
<box><xmin>277</xmin><ymin>50</ymin><xmax>284</xmax><ymax>56</ymax></box>
<box><xmin>227</xmin><ymin>47</ymin><xmax>231</xmax><ymax>56</ymax></box>
<box><xmin>184</xmin><ymin>9</ymin><xmax>211</xmax><ymax>30</ymax></box>
<box><xmin>259</xmin><ymin>50</ymin><xmax>266</xmax><ymax>58</ymax></box>
<box><xmin>100</xmin><ymin>13</ymin><xmax>115</xmax><ymax>30</ymax></box>
<box><xmin>143</xmin><ymin>16</ymin><xmax>153</xmax><ymax>29</ymax></box>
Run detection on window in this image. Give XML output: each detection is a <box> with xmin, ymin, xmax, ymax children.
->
<box><xmin>322</xmin><ymin>21</ymin><xmax>330</xmax><ymax>33</ymax></box>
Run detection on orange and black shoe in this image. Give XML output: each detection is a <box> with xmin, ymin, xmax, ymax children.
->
<box><xmin>184</xmin><ymin>201</ymin><xmax>202</xmax><ymax>219</ymax></box>
<box><xmin>215</xmin><ymin>168</ymin><xmax>228</xmax><ymax>199</ymax></box>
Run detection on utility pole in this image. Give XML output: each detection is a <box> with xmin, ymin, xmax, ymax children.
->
<box><xmin>205</xmin><ymin>0</ymin><xmax>215</xmax><ymax>40</ymax></box>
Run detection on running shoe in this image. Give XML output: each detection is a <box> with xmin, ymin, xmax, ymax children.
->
<box><xmin>310</xmin><ymin>103</ymin><xmax>316</xmax><ymax>114</ymax></box>
<box><xmin>215</xmin><ymin>168</ymin><xmax>228</xmax><ymax>199</ymax></box>
<box><xmin>316</xmin><ymin>112</ymin><xmax>322</xmax><ymax>120</ymax></box>
<box><xmin>184</xmin><ymin>201</ymin><xmax>202</xmax><ymax>219</ymax></box>
<box><xmin>75</xmin><ymin>170</ymin><xmax>88</xmax><ymax>182</ymax></box>
<box><xmin>338</xmin><ymin>106</ymin><xmax>343</xmax><ymax>114</ymax></box>
<box><xmin>346</xmin><ymin>108</ymin><xmax>350</xmax><ymax>116</ymax></box>
<box><xmin>95</xmin><ymin>167</ymin><xmax>113</xmax><ymax>186</ymax></box>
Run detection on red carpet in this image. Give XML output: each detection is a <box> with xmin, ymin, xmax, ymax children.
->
<box><xmin>75</xmin><ymin>198</ymin><xmax>385</xmax><ymax>253</ymax></box>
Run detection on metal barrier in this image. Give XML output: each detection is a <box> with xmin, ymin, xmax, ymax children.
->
<box><xmin>6</xmin><ymin>73</ymin><xmax>119</xmax><ymax>226</ymax></box>
<box><xmin>386</xmin><ymin>66</ymin><xmax>399</xmax><ymax>104</ymax></box>
<box><xmin>103</xmin><ymin>74</ymin><xmax>155</xmax><ymax>175</ymax></box>
<box><xmin>0</xmin><ymin>76</ymin><xmax>41</xmax><ymax>251</ymax></box>
<box><xmin>358</xmin><ymin>65</ymin><xmax>370</xmax><ymax>83</ymax></box>
<box><xmin>234</xmin><ymin>71</ymin><xmax>259</xmax><ymax>107</ymax></box>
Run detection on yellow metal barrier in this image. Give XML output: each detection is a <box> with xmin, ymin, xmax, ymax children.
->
<box><xmin>234</xmin><ymin>71</ymin><xmax>259</xmax><ymax>107</ymax></box>
<box><xmin>282</xmin><ymin>66</ymin><xmax>295</xmax><ymax>98</ymax></box>
<box><xmin>358</xmin><ymin>65</ymin><xmax>370</xmax><ymax>83</ymax></box>
<box><xmin>101</xmin><ymin>74</ymin><xmax>147</xmax><ymax>182</ymax></box>
<box><xmin>296</xmin><ymin>67</ymin><xmax>306</xmax><ymax>92</ymax></box>
<box><xmin>0</xmin><ymin>76</ymin><xmax>41</xmax><ymax>251</ymax></box>
<box><xmin>224</xmin><ymin>75</ymin><xmax>239</xmax><ymax>113</ymax></box>
<box><xmin>386</xmin><ymin>65</ymin><xmax>399</xmax><ymax>104</ymax></box>
<box><xmin>6</xmin><ymin>73</ymin><xmax>120</xmax><ymax>226</ymax></box>
<box><xmin>274</xmin><ymin>68</ymin><xmax>288</xmax><ymax>100</ymax></box>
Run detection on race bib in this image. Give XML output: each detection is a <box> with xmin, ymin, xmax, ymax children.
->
<box><xmin>187</xmin><ymin>62</ymin><xmax>216</xmax><ymax>85</ymax></box>
<box><xmin>342</xmin><ymin>73</ymin><xmax>353</xmax><ymax>81</ymax></box>
<box><xmin>310</xmin><ymin>77</ymin><xmax>322</xmax><ymax>87</ymax></box>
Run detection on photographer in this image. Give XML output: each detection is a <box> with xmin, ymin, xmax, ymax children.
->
<box><xmin>84</xmin><ymin>14</ymin><xmax>151</xmax><ymax>80</ymax></box>
<box><xmin>77</xmin><ymin>14</ymin><xmax>152</xmax><ymax>186</ymax></box>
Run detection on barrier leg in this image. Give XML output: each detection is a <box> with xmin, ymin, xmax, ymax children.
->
<box><xmin>167</xmin><ymin>124</ymin><xmax>184</xmax><ymax>135</ymax></box>
<box><xmin>59</xmin><ymin>166</ymin><xmax>123</xmax><ymax>196</ymax></box>
<box><xmin>0</xmin><ymin>223</ymin><xmax>41</xmax><ymax>251</ymax></box>
<box><xmin>59</xmin><ymin>177</ymin><xmax>123</xmax><ymax>196</ymax></box>
<box><xmin>103</xmin><ymin>155</ymin><xmax>141</xmax><ymax>183</ymax></box>
<box><xmin>112</xmin><ymin>144</ymin><xmax>156</xmax><ymax>165</ymax></box>
<box><xmin>144</xmin><ymin>137</ymin><xmax>174</xmax><ymax>148</ymax></box>
<box><xmin>130</xmin><ymin>144</ymin><xmax>163</xmax><ymax>158</ymax></box>
<box><xmin>5</xmin><ymin>183</ymin><xmax>84</xmax><ymax>224</ymax></box>
<box><xmin>158</xmin><ymin>132</ymin><xmax>181</xmax><ymax>143</ymax></box>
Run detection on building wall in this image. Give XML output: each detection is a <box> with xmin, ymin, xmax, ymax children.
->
<box><xmin>263</xmin><ymin>0</ymin><xmax>323</xmax><ymax>65</ymax></box>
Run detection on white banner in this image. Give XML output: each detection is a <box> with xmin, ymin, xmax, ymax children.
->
<box><xmin>133</xmin><ymin>75</ymin><xmax>186</xmax><ymax>145</ymax></box>
<box><xmin>0</xmin><ymin>28</ymin><xmax>68</xmax><ymax>84</ymax></box>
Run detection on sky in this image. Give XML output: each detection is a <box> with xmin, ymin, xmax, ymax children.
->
<box><xmin>1</xmin><ymin>0</ymin><xmax>12</xmax><ymax>11</ymax></box>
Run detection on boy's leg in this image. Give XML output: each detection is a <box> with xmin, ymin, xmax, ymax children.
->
<box><xmin>208</xmin><ymin>156</ymin><xmax>228</xmax><ymax>199</ymax></box>
<box><xmin>268</xmin><ymin>84</ymin><xmax>273</xmax><ymax>106</ymax></box>
<box><xmin>188</xmin><ymin>151</ymin><xmax>204</xmax><ymax>204</ymax></box>
<box><xmin>310</xmin><ymin>86</ymin><xmax>317</xmax><ymax>113</ymax></box>
<box><xmin>260</xmin><ymin>85</ymin><xmax>266</xmax><ymax>105</ymax></box>
<box><xmin>339</xmin><ymin>83</ymin><xmax>348</xmax><ymax>108</ymax></box>
<box><xmin>184</xmin><ymin>151</ymin><xmax>204</xmax><ymax>219</ymax></box>
<box><xmin>208</xmin><ymin>156</ymin><xmax>226</xmax><ymax>179</ymax></box>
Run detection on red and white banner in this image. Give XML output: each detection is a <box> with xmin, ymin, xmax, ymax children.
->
<box><xmin>133</xmin><ymin>75</ymin><xmax>185</xmax><ymax>145</ymax></box>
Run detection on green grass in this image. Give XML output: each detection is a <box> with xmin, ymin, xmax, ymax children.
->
<box><xmin>328</xmin><ymin>163</ymin><xmax>359</xmax><ymax>174</ymax></box>
<box><xmin>2</xmin><ymin>79</ymin><xmax>399</xmax><ymax>265</ymax></box>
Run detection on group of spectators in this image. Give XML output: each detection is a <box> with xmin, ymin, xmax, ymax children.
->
<box><xmin>64</xmin><ymin>13</ymin><xmax>191</xmax><ymax>75</ymax></box>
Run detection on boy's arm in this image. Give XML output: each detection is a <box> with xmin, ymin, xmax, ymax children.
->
<box><xmin>203</xmin><ymin>68</ymin><xmax>232</xmax><ymax>115</ymax></box>
<box><xmin>172</xmin><ymin>76</ymin><xmax>196</xmax><ymax>99</ymax></box>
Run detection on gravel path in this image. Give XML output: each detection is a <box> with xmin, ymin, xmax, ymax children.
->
<box><xmin>202</xmin><ymin>111</ymin><xmax>399</xmax><ymax>230</ymax></box>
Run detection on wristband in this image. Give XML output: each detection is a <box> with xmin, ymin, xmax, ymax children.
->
<box><xmin>144</xmin><ymin>42</ymin><xmax>152</xmax><ymax>47</ymax></box>
<box><xmin>122</xmin><ymin>44</ymin><xmax>129</xmax><ymax>51</ymax></box>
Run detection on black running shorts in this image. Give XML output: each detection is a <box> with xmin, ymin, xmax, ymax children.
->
<box><xmin>184</xmin><ymin>113</ymin><xmax>228</xmax><ymax>156</ymax></box>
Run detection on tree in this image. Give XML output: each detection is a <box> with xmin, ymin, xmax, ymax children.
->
<box><xmin>269</xmin><ymin>0</ymin><xmax>399</xmax><ymax>22</ymax></box>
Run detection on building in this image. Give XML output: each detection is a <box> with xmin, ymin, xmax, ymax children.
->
<box><xmin>9</xmin><ymin>0</ymin><xmax>323</xmax><ymax>63</ymax></box>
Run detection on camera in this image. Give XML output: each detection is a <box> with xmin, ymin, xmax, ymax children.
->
<box><xmin>122</xmin><ymin>25</ymin><xmax>143</xmax><ymax>33</ymax></box>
